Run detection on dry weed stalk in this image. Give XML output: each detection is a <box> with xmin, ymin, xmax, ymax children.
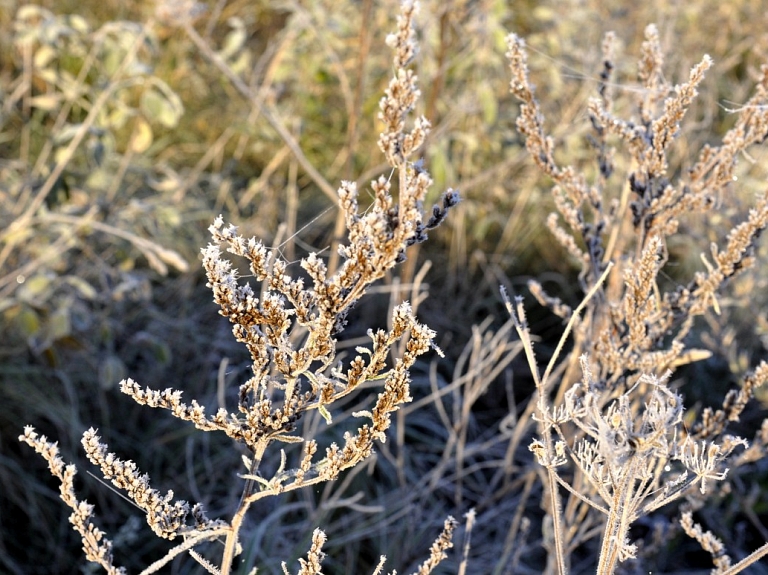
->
<box><xmin>506</xmin><ymin>24</ymin><xmax>768</xmax><ymax>575</ymax></box>
<box><xmin>20</xmin><ymin>2</ymin><xmax>459</xmax><ymax>573</ymax></box>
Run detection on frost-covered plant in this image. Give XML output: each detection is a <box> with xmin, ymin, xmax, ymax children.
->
<box><xmin>504</xmin><ymin>24</ymin><xmax>768</xmax><ymax>575</ymax></box>
<box><xmin>19</xmin><ymin>2</ymin><xmax>459</xmax><ymax>573</ymax></box>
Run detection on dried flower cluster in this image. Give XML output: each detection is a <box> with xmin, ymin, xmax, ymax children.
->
<box><xmin>506</xmin><ymin>23</ymin><xmax>768</xmax><ymax>575</ymax></box>
<box><xmin>19</xmin><ymin>2</ymin><xmax>459</xmax><ymax>574</ymax></box>
<box><xmin>412</xmin><ymin>516</ymin><xmax>460</xmax><ymax>575</ymax></box>
<box><xmin>19</xmin><ymin>427</ymin><xmax>126</xmax><ymax>575</ymax></box>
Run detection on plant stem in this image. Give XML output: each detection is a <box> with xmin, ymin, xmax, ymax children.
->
<box><xmin>221</xmin><ymin>438</ymin><xmax>269</xmax><ymax>575</ymax></box>
<box><xmin>596</xmin><ymin>457</ymin><xmax>640</xmax><ymax>575</ymax></box>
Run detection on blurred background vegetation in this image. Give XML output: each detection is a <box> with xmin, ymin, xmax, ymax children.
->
<box><xmin>2</xmin><ymin>0</ymin><xmax>768</xmax><ymax>573</ymax></box>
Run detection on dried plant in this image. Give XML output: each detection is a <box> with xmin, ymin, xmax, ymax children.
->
<box><xmin>15</xmin><ymin>3</ymin><xmax>768</xmax><ymax>574</ymax></box>
<box><xmin>19</xmin><ymin>2</ymin><xmax>459</xmax><ymax>573</ymax></box>
<box><xmin>504</xmin><ymin>24</ymin><xmax>768</xmax><ymax>574</ymax></box>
